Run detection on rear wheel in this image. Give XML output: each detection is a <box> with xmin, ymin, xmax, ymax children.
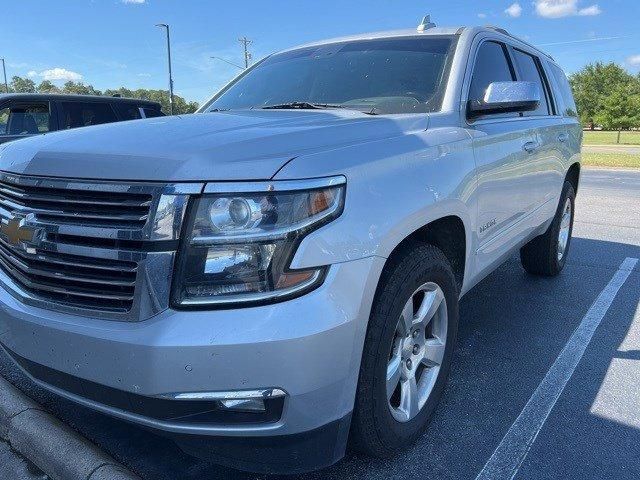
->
<box><xmin>350</xmin><ymin>242</ymin><xmax>458</xmax><ymax>457</ymax></box>
<box><xmin>520</xmin><ymin>181</ymin><xmax>575</xmax><ymax>276</ymax></box>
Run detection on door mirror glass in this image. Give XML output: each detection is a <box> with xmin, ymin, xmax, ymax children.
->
<box><xmin>469</xmin><ymin>81</ymin><xmax>540</xmax><ymax>118</ymax></box>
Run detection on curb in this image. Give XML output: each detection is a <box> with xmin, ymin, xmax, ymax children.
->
<box><xmin>0</xmin><ymin>376</ymin><xmax>140</xmax><ymax>480</ymax></box>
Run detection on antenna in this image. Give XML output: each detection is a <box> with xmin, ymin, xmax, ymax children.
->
<box><xmin>417</xmin><ymin>15</ymin><xmax>436</xmax><ymax>32</ymax></box>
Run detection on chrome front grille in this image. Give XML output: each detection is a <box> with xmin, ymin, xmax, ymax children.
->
<box><xmin>0</xmin><ymin>172</ymin><xmax>202</xmax><ymax>321</ymax></box>
<box><xmin>0</xmin><ymin>177</ymin><xmax>153</xmax><ymax>229</ymax></box>
<box><xmin>0</xmin><ymin>239</ymin><xmax>137</xmax><ymax>312</ymax></box>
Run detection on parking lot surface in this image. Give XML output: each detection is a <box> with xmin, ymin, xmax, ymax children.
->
<box><xmin>1</xmin><ymin>168</ymin><xmax>639</xmax><ymax>480</ymax></box>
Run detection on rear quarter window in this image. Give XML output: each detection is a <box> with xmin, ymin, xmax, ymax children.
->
<box><xmin>549</xmin><ymin>64</ymin><xmax>578</xmax><ymax>118</ymax></box>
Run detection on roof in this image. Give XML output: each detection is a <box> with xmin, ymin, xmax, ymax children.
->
<box><xmin>281</xmin><ymin>25</ymin><xmax>552</xmax><ymax>61</ymax></box>
<box><xmin>0</xmin><ymin>93</ymin><xmax>161</xmax><ymax>107</ymax></box>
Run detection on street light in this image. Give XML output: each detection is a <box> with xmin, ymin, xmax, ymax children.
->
<box><xmin>155</xmin><ymin>23</ymin><xmax>174</xmax><ymax>115</ymax></box>
<box><xmin>0</xmin><ymin>58</ymin><xmax>8</xmax><ymax>93</ymax></box>
<box><xmin>210</xmin><ymin>56</ymin><xmax>245</xmax><ymax>70</ymax></box>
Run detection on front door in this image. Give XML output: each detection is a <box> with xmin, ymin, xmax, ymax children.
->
<box><xmin>465</xmin><ymin>40</ymin><xmax>538</xmax><ymax>275</ymax></box>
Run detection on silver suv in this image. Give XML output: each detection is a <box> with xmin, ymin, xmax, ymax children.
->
<box><xmin>0</xmin><ymin>21</ymin><xmax>580</xmax><ymax>474</ymax></box>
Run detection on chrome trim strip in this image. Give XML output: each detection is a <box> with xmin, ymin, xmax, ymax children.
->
<box><xmin>160</xmin><ymin>388</ymin><xmax>287</xmax><ymax>401</ymax></box>
<box><xmin>202</xmin><ymin>175</ymin><xmax>346</xmax><ymax>194</ymax></box>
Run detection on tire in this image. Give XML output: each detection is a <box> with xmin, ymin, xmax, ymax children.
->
<box><xmin>520</xmin><ymin>181</ymin><xmax>576</xmax><ymax>276</ymax></box>
<box><xmin>350</xmin><ymin>242</ymin><xmax>459</xmax><ymax>457</ymax></box>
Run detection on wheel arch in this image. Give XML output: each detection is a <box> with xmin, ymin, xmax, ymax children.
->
<box><xmin>565</xmin><ymin>162</ymin><xmax>581</xmax><ymax>195</ymax></box>
<box><xmin>379</xmin><ymin>215</ymin><xmax>467</xmax><ymax>295</ymax></box>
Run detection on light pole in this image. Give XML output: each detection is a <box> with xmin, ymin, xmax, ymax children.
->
<box><xmin>0</xmin><ymin>58</ymin><xmax>7</xmax><ymax>93</ymax></box>
<box><xmin>210</xmin><ymin>56</ymin><xmax>245</xmax><ymax>70</ymax></box>
<box><xmin>155</xmin><ymin>23</ymin><xmax>174</xmax><ymax>115</ymax></box>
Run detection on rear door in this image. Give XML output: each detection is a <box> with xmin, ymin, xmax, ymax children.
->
<box><xmin>0</xmin><ymin>100</ymin><xmax>55</xmax><ymax>144</ymax></box>
<box><xmin>510</xmin><ymin>47</ymin><xmax>566</xmax><ymax>216</ymax></box>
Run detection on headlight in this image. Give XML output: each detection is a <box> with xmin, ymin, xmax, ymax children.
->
<box><xmin>172</xmin><ymin>176</ymin><xmax>346</xmax><ymax>308</ymax></box>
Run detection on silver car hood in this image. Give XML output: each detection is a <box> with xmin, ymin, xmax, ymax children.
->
<box><xmin>0</xmin><ymin>110</ymin><xmax>429</xmax><ymax>182</ymax></box>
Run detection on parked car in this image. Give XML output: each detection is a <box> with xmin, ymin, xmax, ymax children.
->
<box><xmin>0</xmin><ymin>20</ymin><xmax>580</xmax><ymax>474</ymax></box>
<box><xmin>0</xmin><ymin>93</ymin><xmax>164</xmax><ymax>144</ymax></box>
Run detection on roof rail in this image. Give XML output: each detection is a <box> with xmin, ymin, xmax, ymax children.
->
<box><xmin>484</xmin><ymin>25</ymin><xmax>554</xmax><ymax>60</ymax></box>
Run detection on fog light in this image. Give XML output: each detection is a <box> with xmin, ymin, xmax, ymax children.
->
<box><xmin>220</xmin><ymin>398</ymin><xmax>266</xmax><ymax>412</ymax></box>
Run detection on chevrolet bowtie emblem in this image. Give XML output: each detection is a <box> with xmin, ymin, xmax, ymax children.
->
<box><xmin>1</xmin><ymin>215</ymin><xmax>38</xmax><ymax>247</ymax></box>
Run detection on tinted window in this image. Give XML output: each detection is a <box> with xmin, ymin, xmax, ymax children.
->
<box><xmin>469</xmin><ymin>41</ymin><xmax>515</xmax><ymax>110</ymax></box>
<box><xmin>60</xmin><ymin>102</ymin><xmax>117</xmax><ymax>129</ymax></box>
<box><xmin>114</xmin><ymin>103</ymin><xmax>142</xmax><ymax>120</ymax></box>
<box><xmin>549</xmin><ymin>64</ymin><xmax>577</xmax><ymax>117</ymax></box>
<box><xmin>207</xmin><ymin>37</ymin><xmax>456</xmax><ymax>114</ymax></box>
<box><xmin>513</xmin><ymin>49</ymin><xmax>550</xmax><ymax>116</ymax></box>
<box><xmin>0</xmin><ymin>102</ymin><xmax>51</xmax><ymax>136</ymax></box>
<box><xmin>142</xmin><ymin>107</ymin><xmax>163</xmax><ymax>118</ymax></box>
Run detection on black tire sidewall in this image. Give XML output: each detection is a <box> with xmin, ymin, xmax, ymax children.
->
<box><xmin>360</xmin><ymin>245</ymin><xmax>459</xmax><ymax>452</ymax></box>
<box><xmin>550</xmin><ymin>182</ymin><xmax>576</xmax><ymax>272</ymax></box>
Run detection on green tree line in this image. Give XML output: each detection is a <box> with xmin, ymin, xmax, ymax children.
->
<box><xmin>0</xmin><ymin>76</ymin><xmax>199</xmax><ymax>114</ymax></box>
<box><xmin>569</xmin><ymin>62</ymin><xmax>640</xmax><ymax>136</ymax></box>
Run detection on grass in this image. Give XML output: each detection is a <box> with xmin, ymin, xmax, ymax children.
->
<box><xmin>582</xmin><ymin>130</ymin><xmax>640</xmax><ymax>145</ymax></box>
<box><xmin>581</xmin><ymin>152</ymin><xmax>640</xmax><ymax>168</ymax></box>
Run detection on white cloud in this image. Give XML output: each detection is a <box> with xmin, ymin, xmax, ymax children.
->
<box><xmin>577</xmin><ymin>4</ymin><xmax>602</xmax><ymax>16</ymax></box>
<box><xmin>122</xmin><ymin>0</ymin><xmax>145</xmax><ymax>4</ymax></box>
<box><xmin>137</xmin><ymin>73</ymin><xmax>151</xmax><ymax>77</ymax></box>
<box><xmin>627</xmin><ymin>55</ymin><xmax>640</xmax><ymax>68</ymax></box>
<box><xmin>535</xmin><ymin>0</ymin><xmax>601</xmax><ymax>19</ymax></box>
<box><xmin>478</xmin><ymin>13</ymin><xmax>488</xmax><ymax>19</ymax></box>
<box><xmin>505</xmin><ymin>3</ymin><xmax>523</xmax><ymax>18</ymax></box>
<box><xmin>28</xmin><ymin>68</ymin><xmax>83</xmax><ymax>82</ymax></box>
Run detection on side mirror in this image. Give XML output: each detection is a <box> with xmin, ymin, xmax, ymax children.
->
<box><xmin>468</xmin><ymin>81</ymin><xmax>540</xmax><ymax>118</ymax></box>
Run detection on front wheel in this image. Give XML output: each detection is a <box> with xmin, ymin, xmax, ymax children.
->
<box><xmin>350</xmin><ymin>242</ymin><xmax>459</xmax><ymax>457</ymax></box>
<box><xmin>520</xmin><ymin>181</ymin><xmax>576</xmax><ymax>276</ymax></box>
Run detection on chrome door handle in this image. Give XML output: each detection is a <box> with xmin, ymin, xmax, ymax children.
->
<box><xmin>523</xmin><ymin>141</ymin><xmax>538</xmax><ymax>153</ymax></box>
<box><xmin>558</xmin><ymin>133</ymin><xmax>569</xmax><ymax>143</ymax></box>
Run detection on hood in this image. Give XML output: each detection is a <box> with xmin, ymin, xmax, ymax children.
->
<box><xmin>0</xmin><ymin>110</ymin><xmax>429</xmax><ymax>182</ymax></box>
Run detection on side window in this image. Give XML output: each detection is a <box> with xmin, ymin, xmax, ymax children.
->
<box><xmin>113</xmin><ymin>103</ymin><xmax>142</xmax><ymax>121</ymax></box>
<box><xmin>469</xmin><ymin>41</ymin><xmax>516</xmax><ymax>112</ymax></box>
<box><xmin>0</xmin><ymin>107</ymin><xmax>8</xmax><ymax>135</ymax></box>
<box><xmin>512</xmin><ymin>49</ymin><xmax>550</xmax><ymax>116</ymax></box>
<box><xmin>60</xmin><ymin>102</ymin><xmax>118</xmax><ymax>130</ymax></box>
<box><xmin>549</xmin><ymin>64</ymin><xmax>578</xmax><ymax>117</ymax></box>
<box><xmin>0</xmin><ymin>102</ymin><xmax>51</xmax><ymax>136</ymax></box>
<box><xmin>142</xmin><ymin>107</ymin><xmax>164</xmax><ymax>118</ymax></box>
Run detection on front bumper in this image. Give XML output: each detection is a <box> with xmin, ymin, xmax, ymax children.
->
<box><xmin>0</xmin><ymin>256</ymin><xmax>382</xmax><ymax>441</ymax></box>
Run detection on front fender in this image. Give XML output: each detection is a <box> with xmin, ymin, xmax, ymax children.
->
<box><xmin>275</xmin><ymin>127</ymin><xmax>477</xmax><ymax>282</ymax></box>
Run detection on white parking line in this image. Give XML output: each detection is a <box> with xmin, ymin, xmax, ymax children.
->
<box><xmin>476</xmin><ymin>257</ymin><xmax>639</xmax><ymax>480</ymax></box>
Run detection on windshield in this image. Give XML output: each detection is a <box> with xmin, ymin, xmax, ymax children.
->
<box><xmin>204</xmin><ymin>36</ymin><xmax>457</xmax><ymax>115</ymax></box>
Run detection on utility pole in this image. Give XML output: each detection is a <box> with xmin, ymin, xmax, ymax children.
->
<box><xmin>155</xmin><ymin>23</ymin><xmax>175</xmax><ymax>115</ymax></box>
<box><xmin>238</xmin><ymin>36</ymin><xmax>253</xmax><ymax>69</ymax></box>
<box><xmin>0</xmin><ymin>58</ymin><xmax>7</xmax><ymax>93</ymax></box>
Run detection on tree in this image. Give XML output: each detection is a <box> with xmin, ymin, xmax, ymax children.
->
<box><xmin>593</xmin><ymin>85</ymin><xmax>640</xmax><ymax>143</ymax></box>
<box><xmin>104</xmin><ymin>87</ymin><xmax>199</xmax><ymax>114</ymax></box>
<box><xmin>9</xmin><ymin>76</ymin><xmax>36</xmax><ymax>93</ymax></box>
<box><xmin>61</xmin><ymin>81</ymin><xmax>102</xmax><ymax>96</ymax></box>
<box><xmin>37</xmin><ymin>80</ymin><xmax>61</xmax><ymax>94</ymax></box>
<box><xmin>569</xmin><ymin>62</ymin><xmax>638</xmax><ymax>128</ymax></box>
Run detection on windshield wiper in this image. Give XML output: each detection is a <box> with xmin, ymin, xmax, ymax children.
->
<box><xmin>261</xmin><ymin>101</ymin><xmax>345</xmax><ymax>110</ymax></box>
<box><xmin>260</xmin><ymin>101</ymin><xmax>377</xmax><ymax>115</ymax></box>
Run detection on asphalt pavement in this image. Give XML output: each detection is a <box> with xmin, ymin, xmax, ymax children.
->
<box><xmin>1</xmin><ymin>168</ymin><xmax>639</xmax><ymax>480</ymax></box>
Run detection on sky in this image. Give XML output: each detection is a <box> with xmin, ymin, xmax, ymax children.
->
<box><xmin>2</xmin><ymin>0</ymin><xmax>640</xmax><ymax>104</ymax></box>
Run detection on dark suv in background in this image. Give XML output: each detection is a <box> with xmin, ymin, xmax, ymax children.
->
<box><xmin>0</xmin><ymin>94</ymin><xmax>164</xmax><ymax>144</ymax></box>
